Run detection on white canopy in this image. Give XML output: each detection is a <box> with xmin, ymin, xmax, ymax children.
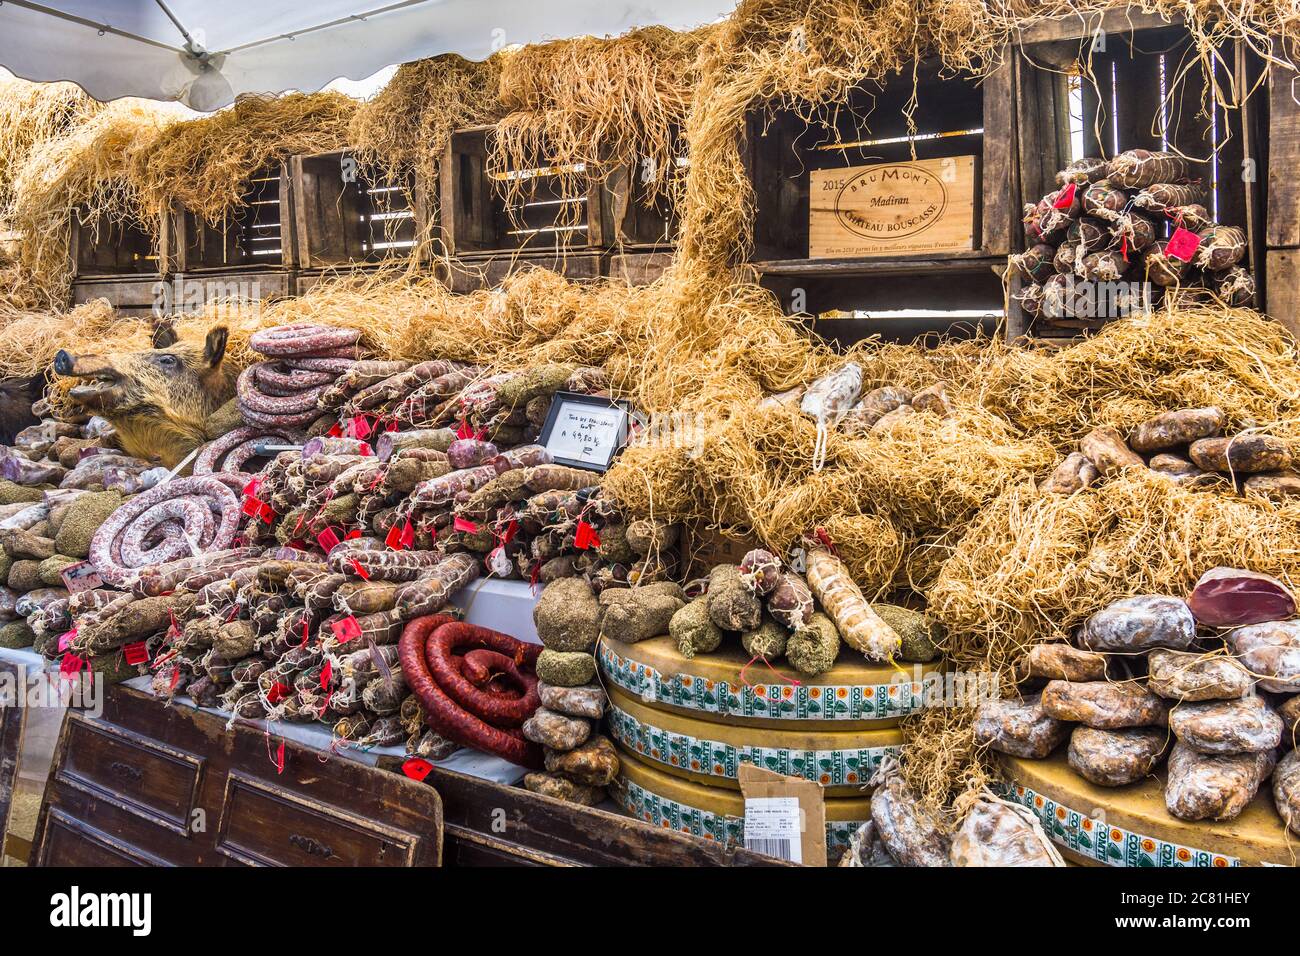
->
<box><xmin>0</xmin><ymin>0</ymin><xmax>734</xmax><ymax>110</ymax></box>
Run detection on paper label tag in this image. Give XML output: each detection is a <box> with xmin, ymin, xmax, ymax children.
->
<box><xmin>266</xmin><ymin>682</ymin><xmax>289</xmax><ymax>705</ymax></box>
<box><xmin>1166</xmin><ymin>226</ymin><xmax>1201</xmax><ymax>262</ymax></box>
<box><xmin>742</xmin><ymin>796</ymin><xmax>804</xmax><ymax>864</ymax></box>
<box><xmin>349</xmin><ymin>557</ymin><xmax>371</xmax><ymax>581</ymax></box>
<box><xmin>574</xmin><ymin>520</ymin><xmax>600</xmax><ymax>550</ymax></box>
<box><xmin>456</xmin><ymin>419</ymin><xmax>475</xmax><ymax>440</ymax></box>
<box><xmin>331</xmin><ymin>616</ymin><xmax>362</xmax><ymax>644</ymax></box>
<box><xmin>123</xmin><ymin>642</ymin><xmax>149</xmax><ymax>665</ymax></box>
<box><xmin>327</xmin><ymin>421</ymin><xmax>344</xmax><ymax>438</ymax></box>
<box><xmin>1053</xmin><ymin>182</ymin><xmax>1077</xmax><ymax>209</ymax></box>
<box><xmin>316</xmin><ymin>527</ymin><xmax>341</xmax><ymax>553</ymax></box>
<box><xmin>350</xmin><ymin>415</ymin><xmax>373</xmax><ymax>440</ymax></box>
<box><xmin>384</xmin><ymin>523</ymin><xmax>406</xmax><ymax>550</ymax></box>
<box><xmin>453</xmin><ymin>516</ymin><xmax>478</xmax><ymax>534</ymax></box>
<box><xmin>57</xmin><ymin>630</ymin><xmax>76</xmax><ymax>653</ymax></box>
<box><xmin>402</xmin><ymin>758</ymin><xmax>434</xmax><ymax>781</ymax></box>
<box><xmin>487</xmin><ymin>546</ymin><xmax>512</xmax><ymax>577</ymax></box>
<box><xmin>60</xmin><ymin>653</ymin><xmax>86</xmax><ymax>678</ymax></box>
<box><xmin>60</xmin><ymin>561</ymin><xmax>102</xmax><ymax>593</ymax></box>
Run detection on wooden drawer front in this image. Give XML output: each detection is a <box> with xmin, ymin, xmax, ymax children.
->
<box><xmin>37</xmin><ymin>808</ymin><xmax>168</xmax><ymax>867</ymax></box>
<box><xmin>59</xmin><ymin>717</ymin><xmax>203</xmax><ymax>835</ymax></box>
<box><xmin>216</xmin><ymin>772</ymin><xmax>423</xmax><ymax>867</ymax></box>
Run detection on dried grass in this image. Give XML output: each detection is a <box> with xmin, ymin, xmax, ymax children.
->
<box><xmin>348</xmin><ymin>54</ymin><xmax>506</xmax><ymax>250</ymax></box>
<box><xmin>0</xmin><ymin>77</ymin><xmax>99</xmax><ymax>220</ymax></box>
<box><xmin>6</xmin><ymin>99</ymin><xmax>176</xmax><ymax>307</ymax></box>
<box><xmin>132</xmin><ymin>92</ymin><xmax>356</xmax><ymax>225</ymax></box>
<box><xmin>0</xmin><ymin>298</ymin><xmax>121</xmax><ymax>378</ymax></box>
<box><xmin>492</xmin><ymin>25</ymin><xmax>714</xmax><ymax>207</ymax></box>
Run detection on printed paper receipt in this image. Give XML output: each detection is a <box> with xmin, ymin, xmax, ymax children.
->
<box><xmin>743</xmin><ymin>796</ymin><xmax>804</xmax><ymax>864</ymax></box>
<box><xmin>547</xmin><ymin>403</ymin><xmax>624</xmax><ymax>465</ymax></box>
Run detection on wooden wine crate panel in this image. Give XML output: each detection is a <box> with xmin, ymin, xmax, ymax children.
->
<box><xmin>442</xmin><ymin>126</ymin><xmax>613</xmax><ymax>257</ymax></box>
<box><xmin>445</xmin><ymin>250</ymin><xmax>608</xmax><ymax>294</ymax></box>
<box><xmin>809</xmin><ymin>156</ymin><xmax>977</xmax><ymax>258</ymax></box>
<box><xmin>70</xmin><ymin>210</ymin><xmax>163</xmax><ymax>278</ymax></box>
<box><xmin>291</xmin><ymin>150</ymin><xmax>433</xmax><ymax>268</ymax></box>
<box><xmin>166</xmin><ymin>163</ymin><xmax>297</xmax><ymax>272</ymax></box>
<box><xmin>31</xmin><ymin>683</ymin><xmax>442</xmax><ymax>867</ymax></box>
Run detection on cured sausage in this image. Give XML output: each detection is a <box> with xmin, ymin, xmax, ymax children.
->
<box><xmin>398</xmin><ymin>615</ymin><xmax>542</xmax><ymax>767</ymax></box>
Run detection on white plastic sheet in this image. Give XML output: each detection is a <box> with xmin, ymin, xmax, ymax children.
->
<box><xmin>0</xmin><ymin>0</ymin><xmax>735</xmax><ymax>110</ymax></box>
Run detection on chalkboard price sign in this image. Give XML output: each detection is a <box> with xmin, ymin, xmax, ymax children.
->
<box><xmin>540</xmin><ymin>391</ymin><xmax>632</xmax><ymax>472</ymax></box>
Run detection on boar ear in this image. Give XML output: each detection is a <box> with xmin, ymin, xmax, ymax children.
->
<box><xmin>204</xmin><ymin>326</ymin><xmax>228</xmax><ymax>368</ymax></box>
<box><xmin>151</xmin><ymin>320</ymin><xmax>178</xmax><ymax>349</ymax></box>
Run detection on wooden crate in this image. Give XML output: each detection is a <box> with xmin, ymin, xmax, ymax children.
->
<box><xmin>441</xmin><ymin>125</ymin><xmax>613</xmax><ymax>259</ymax></box>
<box><xmin>166</xmin><ymin>163</ymin><xmax>296</xmax><ymax>272</ymax></box>
<box><xmin>290</xmin><ymin>150</ymin><xmax>433</xmax><ymax>269</ymax></box>
<box><xmin>745</xmin><ymin>54</ymin><xmax>1015</xmax><ymax>341</ymax></box>
<box><xmin>70</xmin><ymin>209</ymin><xmax>163</xmax><ymax>279</ymax></box>
<box><xmin>71</xmin><ymin>275</ymin><xmax>164</xmax><ymax>316</ymax></box>
<box><xmin>1264</xmin><ymin>38</ymin><xmax>1300</xmax><ymax>338</ymax></box>
<box><xmin>1010</xmin><ymin>10</ymin><xmax>1268</xmax><ymax>339</ymax></box>
<box><xmin>32</xmin><ymin>683</ymin><xmax>443</xmax><ymax>867</ymax></box>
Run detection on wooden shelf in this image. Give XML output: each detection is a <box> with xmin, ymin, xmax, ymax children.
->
<box><xmin>752</xmin><ymin>254</ymin><xmax>1005</xmax><ymax>279</ymax></box>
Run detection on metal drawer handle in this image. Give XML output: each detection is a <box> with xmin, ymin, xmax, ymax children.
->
<box><xmin>288</xmin><ymin>833</ymin><xmax>334</xmax><ymax>859</ymax></box>
<box><xmin>109</xmin><ymin>761</ymin><xmax>142</xmax><ymax>781</ymax></box>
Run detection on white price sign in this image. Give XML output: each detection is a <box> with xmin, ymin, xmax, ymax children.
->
<box><xmin>540</xmin><ymin>392</ymin><xmax>630</xmax><ymax>472</ymax></box>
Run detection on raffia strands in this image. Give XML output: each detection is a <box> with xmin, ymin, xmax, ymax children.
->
<box><xmin>972</xmin><ymin>303</ymin><xmax>1300</xmax><ymax>449</ymax></box>
<box><xmin>0</xmin><ymin>298</ymin><xmax>121</xmax><ymax>378</ymax></box>
<box><xmin>906</xmin><ymin>468</ymin><xmax>1300</xmax><ymax>811</ymax></box>
<box><xmin>132</xmin><ymin>92</ymin><xmax>357</xmax><ymax>226</ymax></box>
<box><xmin>492</xmin><ymin>25</ymin><xmax>715</xmax><ymax>206</ymax></box>
<box><xmin>0</xmin><ymin>77</ymin><xmax>99</xmax><ymax>221</ymax></box>
<box><xmin>348</xmin><ymin>53</ymin><xmax>506</xmax><ymax>249</ymax></box>
<box><xmin>5</xmin><ymin>99</ymin><xmax>177</xmax><ymax>309</ymax></box>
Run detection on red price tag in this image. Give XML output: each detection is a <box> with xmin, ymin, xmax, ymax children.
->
<box><xmin>386</xmin><ymin>419</ymin><xmax>400</xmax><ymax>432</ymax></box>
<box><xmin>316</xmin><ymin>527</ymin><xmax>341</xmax><ymax>553</ymax></box>
<box><xmin>266</xmin><ymin>681</ymin><xmax>290</xmax><ymax>704</ymax></box>
<box><xmin>301</xmin><ymin>615</ymin><xmax>310</xmax><ymax>647</ymax></box>
<box><xmin>258</xmin><ymin>501</ymin><xmax>276</xmax><ymax>524</ymax></box>
<box><xmin>57</xmin><ymin>630</ymin><xmax>76</xmax><ymax>653</ymax></box>
<box><xmin>402</xmin><ymin>758</ymin><xmax>434</xmax><ymax>781</ymax></box>
<box><xmin>453</xmin><ymin>515</ymin><xmax>478</xmax><ymax>534</ymax></box>
<box><xmin>331</xmin><ymin>616</ymin><xmax>362</xmax><ymax>644</ymax></box>
<box><xmin>241</xmin><ymin>495</ymin><xmax>265</xmax><ymax>518</ymax></box>
<box><xmin>1052</xmin><ymin>182</ymin><xmax>1077</xmax><ymax>209</ymax></box>
<box><xmin>287</xmin><ymin>538</ymin><xmax>307</xmax><ymax>551</ymax></box>
<box><xmin>349</xmin><ymin>557</ymin><xmax>371</xmax><ymax>581</ymax></box>
<box><xmin>123</xmin><ymin>642</ymin><xmax>149</xmax><ymax>665</ymax></box>
<box><xmin>400</xmin><ymin>519</ymin><xmax>415</xmax><ymax>549</ymax></box>
<box><xmin>574</xmin><ymin>520</ymin><xmax>600</xmax><ymax>550</ymax></box>
<box><xmin>1166</xmin><ymin>226</ymin><xmax>1201</xmax><ymax>263</ymax></box>
<box><xmin>60</xmin><ymin>654</ymin><xmax>86</xmax><ymax>677</ymax></box>
<box><xmin>320</xmin><ymin>659</ymin><xmax>332</xmax><ymax>689</ymax></box>
<box><xmin>351</xmin><ymin>415</ymin><xmax>373</xmax><ymax>440</ymax></box>
<box><xmin>499</xmin><ymin>519</ymin><xmax>518</xmax><ymax>546</ymax></box>
<box><xmin>385</xmin><ymin>523</ymin><xmax>406</xmax><ymax>550</ymax></box>
<box><xmin>327</xmin><ymin>421</ymin><xmax>344</xmax><ymax>438</ymax></box>
<box><xmin>456</xmin><ymin>419</ymin><xmax>475</xmax><ymax>440</ymax></box>
<box><xmin>242</xmin><ymin>476</ymin><xmax>262</xmax><ymax>498</ymax></box>
<box><xmin>345</xmin><ymin>528</ymin><xmax>363</xmax><ymax>540</ymax></box>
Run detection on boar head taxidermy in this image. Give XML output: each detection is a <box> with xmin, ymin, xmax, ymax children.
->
<box><xmin>53</xmin><ymin>321</ymin><xmax>233</xmax><ymax>467</ymax></box>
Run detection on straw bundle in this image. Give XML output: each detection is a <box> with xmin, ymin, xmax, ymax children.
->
<box><xmin>6</xmin><ymin>99</ymin><xmax>176</xmax><ymax>307</ymax></box>
<box><xmin>492</xmin><ymin>25</ymin><xmax>714</xmax><ymax>206</ymax></box>
<box><xmin>348</xmin><ymin>53</ymin><xmax>506</xmax><ymax>249</ymax></box>
<box><xmin>132</xmin><ymin>92</ymin><xmax>356</xmax><ymax>226</ymax></box>
<box><xmin>0</xmin><ymin>77</ymin><xmax>99</xmax><ymax>220</ymax></box>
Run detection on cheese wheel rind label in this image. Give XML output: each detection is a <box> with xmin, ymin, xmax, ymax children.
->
<box><xmin>612</xmin><ymin>777</ymin><xmax>864</xmax><ymax>853</ymax></box>
<box><xmin>608</xmin><ymin>700</ymin><xmax>899</xmax><ymax>788</ymax></box>
<box><xmin>997</xmin><ymin>781</ymin><xmax>1242</xmax><ymax>868</ymax></box>
<box><xmin>598</xmin><ymin>641</ymin><xmax>928</xmax><ymax>722</ymax></box>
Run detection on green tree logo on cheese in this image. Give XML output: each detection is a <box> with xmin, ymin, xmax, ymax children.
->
<box><xmin>834</xmin><ymin>163</ymin><xmax>948</xmax><ymax>241</ymax></box>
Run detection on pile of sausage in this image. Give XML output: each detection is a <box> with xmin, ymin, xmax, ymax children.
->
<box><xmin>1043</xmin><ymin>405</ymin><xmax>1298</xmax><ymax>500</ymax></box>
<box><xmin>1010</xmin><ymin>149</ymin><xmax>1253</xmax><ymax>335</ymax></box>
<box><xmin>974</xmin><ymin>566</ymin><xmax>1300</xmax><ymax>836</ymax></box>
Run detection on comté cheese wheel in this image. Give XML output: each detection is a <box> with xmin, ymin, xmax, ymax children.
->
<box><xmin>612</xmin><ymin>746</ymin><xmax>872</xmax><ymax>856</ymax></box>
<box><xmin>607</xmin><ymin>684</ymin><xmax>901</xmax><ymax>795</ymax></box>
<box><xmin>598</xmin><ymin>634</ymin><xmax>946</xmax><ymax>731</ymax></box>
<box><xmin>999</xmin><ymin>752</ymin><xmax>1292</xmax><ymax>867</ymax></box>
